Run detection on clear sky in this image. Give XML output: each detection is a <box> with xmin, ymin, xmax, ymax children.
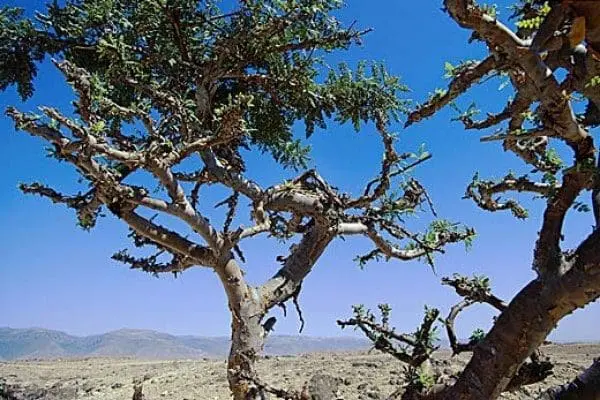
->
<box><xmin>1</xmin><ymin>0</ymin><xmax>598</xmax><ymax>342</ymax></box>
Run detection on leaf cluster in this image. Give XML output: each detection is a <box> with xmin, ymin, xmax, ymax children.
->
<box><xmin>1</xmin><ymin>0</ymin><xmax>408</xmax><ymax>170</ymax></box>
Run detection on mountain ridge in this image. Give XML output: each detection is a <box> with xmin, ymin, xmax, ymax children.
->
<box><xmin>0</xmin><ymin>327</ymin><xmax>369</xmax><ymax>361</ymax></box>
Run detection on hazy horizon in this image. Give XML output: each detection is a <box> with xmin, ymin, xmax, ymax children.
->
<box><xmin>2</xmin><ymin>324</ymin><xmax>600</xmax><ymax>345</ymax></box>
<box><xmin>0</xmin><ymin>325</ymin><xmax>366</xmax><ymax>339</ymax></box>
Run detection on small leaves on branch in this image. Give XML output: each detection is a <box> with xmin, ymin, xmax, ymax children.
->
<box><xmin>465</xmin><ymin>172</ymin><xmax>560</xmax><ymax>219</ymax></box>
<box><xmin>337</xmin><ymin>304</ymin><xmax>440</xmax><ymax>369</ymax></box>
<box><xmin>112</xmin><ymin>249</ymin><xmax>193</xmax><ymax>277</ymax></box>
<box><xmin>340</xmin><ymin>272</ymin><xmax>554</xmax><ymax>398</ymax></box>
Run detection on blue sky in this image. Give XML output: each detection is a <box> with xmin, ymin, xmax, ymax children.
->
<box><xmin>1</xmin><ymin>0</ymin><xmax>598</xmax><ymax>342</ymax></box>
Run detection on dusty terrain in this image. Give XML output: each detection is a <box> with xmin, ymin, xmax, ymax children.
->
<box><xmin>0</xmin><ymin>343</ymin><xmax>597</xmax><ymax>399</ymax></box>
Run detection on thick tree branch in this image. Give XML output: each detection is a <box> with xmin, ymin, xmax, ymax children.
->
<box><xmin>533</xmin><ymin>169</ymin><xmax>592</xmax><ymax>276</ymax></box>
<box><xmin>148</xmin><ymin>160</ymin><xmax>222</xmax><ymax>248</ymax></box>
<box><xmin>119</xmin><ymin>210</ymin><xmax>216</xmax><ymax>267</ymax></box>
<box><xmin>201</xmin><ymin>149</ymin><xmax>335</xmax><ymax>218</ymax></box>
<box><xmin>444</xmin><ymin>0</ymin><xmax>594</xmax><ymax>158</ymax></box>
<box><xmin>260</xmin><ymin>223</ymin><xmax>336</xmax><ymax>311</ymax></box>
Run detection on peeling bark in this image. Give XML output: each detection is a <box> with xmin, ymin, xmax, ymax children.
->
<box><xmin>228</xmin><ymin>298</ymin><xmax>266</xmax><ymax>400</ymax></box>
<box><xmin>220</xmin><ymin>224</ymin><xmax>339</xmax><ymax>399</ymax></box>
<box><xmin>213</xmin><ymin>257</ymin><xmax>266</xmax><ymax>400</ymax></box>
<box><xmin>260</xmin><ymin>224</ymin><xmax>336</xmax><ymax>310</ymax></box>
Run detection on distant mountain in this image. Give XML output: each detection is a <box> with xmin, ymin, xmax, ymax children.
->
<box><xmin>0</xmin><ymin>327</ymin><xmax>369</xmax><ymax>361</ymax></box>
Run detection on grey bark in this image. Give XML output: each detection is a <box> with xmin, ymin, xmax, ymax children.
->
<box><xmin>228</xmin><ymin>297</ymin><xmax>267</xmax><ymax>400</ymax></box>
<box><xmin>219</xmin><ymin>224</ymin><xmax>335</xmax><ymax>400</ymax></box>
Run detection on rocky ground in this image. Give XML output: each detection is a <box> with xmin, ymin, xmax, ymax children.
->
<box><xmin>0</xmin><ymin>343</ymin><xmax>597</xmax><ymax>399</ymax></box>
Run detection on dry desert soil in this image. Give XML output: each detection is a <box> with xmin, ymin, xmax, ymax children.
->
<box><xmin>1</xmin><ymin>343</ymin><xmax>598</xmax><ymax>399</ymax></box>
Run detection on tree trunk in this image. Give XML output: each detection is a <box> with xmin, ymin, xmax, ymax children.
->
<box><xmin>215</xmin><ymin>256</ymin><xmax>268</xmax><ymax>400</ymax></box>
<box><xmin>442</xmin><ymin>230</ymin><xmax>600</xmax><ymax>399</ymax></box>
<box><xmin>442</xmin><ymin>260</ymin><xmax>600</xmax><ymax>399</ymax></box>
<box><xmin>538</xmin><ymin>359</ymin><xmax>600</xmax><ymax>400</ymax></box>
<box><xmin>217</xmin><ymin>225</ymin><xmax>334</xmax><ymax>399</ymax></box>
<box><xmin>227</xmin><ymin>296</ymin><xmax>266</xmax><ymax>400</ymax></box>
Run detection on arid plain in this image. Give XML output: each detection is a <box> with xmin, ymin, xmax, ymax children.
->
<box><xmin>1</xmin><ymin>343</ymin><xmax>598</xmax><ymax>399</ymax></box>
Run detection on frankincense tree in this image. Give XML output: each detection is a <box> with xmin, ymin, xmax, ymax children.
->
<box><xmin>0</xmin><ymin>1</ymin><xmax>473</xmax><ymax>398</ymax></box>
<box><xmin>337</xmin><ymin>0</ymin><xmax>600</xmax><ymax>399</ymax></box>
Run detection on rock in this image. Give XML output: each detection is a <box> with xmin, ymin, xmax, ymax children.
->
<box><xmin>388</xmin><ymin>378</ymin><xmax>401</xmax><ymax>386</ymax></box>
<box><xmin>303</xmin><ymin>373</ymin><xmax>340</xmax><ymax>400</ymax></box>
<box><xmin>366</xmin><ymin>390</ymin><xmax>381</xmax><ymax>399</ymax></box>
<box><xmin>82</xmin><ymin>383</ymin><xmax>95</xmax><ymax>393</ymax></box>
<box><xmin>0</xmin><ymin>381</ymin><xmax>76</xmax><ymax>400</ymax></box>
<box><xmin>352</xmin><ymin>362</ymin><xmax>379</xmax><ymax>368</ymax></box>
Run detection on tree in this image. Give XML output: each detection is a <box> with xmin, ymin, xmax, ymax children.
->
<box><xmin>0</xmin><ymin>1</ymin><xmax>473</xmax><ymax>399</ymax></box>
<box><xmin>336</xmin><ymin>0</ymin><xmax>600</xmax><ymax>399</ymax></box>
